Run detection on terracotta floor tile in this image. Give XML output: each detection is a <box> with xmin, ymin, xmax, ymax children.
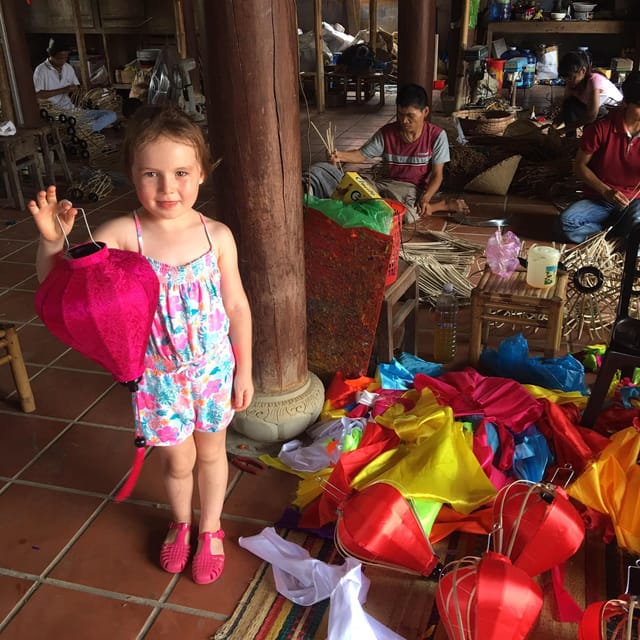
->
<box><xmin>2</xmin><ymin>242</ymin><xmax>38</xmax><ymax>265</ymax></box>
<box><xmin>0</xmin><ymin>239</ymin><xmax>30</xmax><ymax>261</ymax></box>
<box><xmin>0</xmin><ymin>575</ymin><xmax>33</xmax><ymax>622</ymax></box>
<box><xmin>223</xmin><ymin>467</ymin><xmax>299</xmax><ymax>522</ymax></box>
<box><xmin>50</xmin><ymin>502</ymin><xmax>174</xmax><ymax>599</ymax></box>
<box><xmin>80</xmin><ymin>383</ymin><xmax>135</xmax><ymax>428</ymax></box>
<box><xmin>15</xmin><ymin>324</ymin><xmax>69</xmax><ymax>365</ymax></box>
<box><xmin>54</xmin><ymin>347</ymin><xmax>111</xmax><ymax>373</ymax></box>
<box><xmin>0</xmin><ymin>220</ymin><xmax>39</xmax><ymax>241</ymax></box>
<box><xmin>0</xmin><ymin>413</ymin><xmax>68</xmax><ymax>476</ymax></box>
<box><xmin>0</xmin><ymin>289</ymin><xmax>39</xmax><ymax>324</ymax></box>
<box><xmin>0</xmin><ymin>262</ymin><xmax>36</xmax><ymax>288</ymax></box>
<box><xmin>25</xmin><ymin>367</ymin><xmax>114</xmax><ymax>420</ymax></box>
<box><xmin>167</xmin><ymin>517</ymin><xmax>267</xmax><ymax>615</ymax></box>
<box><xmin>0</xmin><ymin>584</ymin><xmax>152</xmax><ymax>640</ymax></box>
<box><xmin>19</xmin><ymin>423</ymin><xmax>135</xmax><ymax>494</ymax></box>
<box><xmin>0</xmin><ymin>484</ymin><xmax>101</xmax><ymax>574</ymax></box>
<box><xmin>145</xmin><ymin>608</ymin><xmax>224</xmax><ymax>639</ymax></box>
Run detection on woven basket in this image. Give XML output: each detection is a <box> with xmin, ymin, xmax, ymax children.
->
<box><xmin>453</xmin><ymin>109</ymin><xmax>516</xmax><ymax>136</ymax></box>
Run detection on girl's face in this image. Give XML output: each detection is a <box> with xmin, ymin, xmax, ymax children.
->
<box><xmin>131</xmin><ymin>136</ymin><xmax>205</xmax><ymax>219</ymax></box>
<box><xmin>565</xmin><ymin>66</ymin><xmax>587</xmax><ymax>89</ymax></box>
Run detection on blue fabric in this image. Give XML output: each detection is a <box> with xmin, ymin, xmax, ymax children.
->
<box><xmin>82</xmin><ymin>108</ymin><xmax>117</xmax><ymax>133</ymax></box>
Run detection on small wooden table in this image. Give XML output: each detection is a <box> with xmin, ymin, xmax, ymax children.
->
<box><xmin>469</xmin><ymin>265</ymin><xmax>568</xmax><ymax>367</ymax></box>
<box><xmin>375</xmin><ymin>261</ymin><xmax>419</xmax><ymax>365</ymax></box>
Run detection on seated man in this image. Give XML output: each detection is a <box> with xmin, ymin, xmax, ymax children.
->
<box><xmin>559</xmin><ymin>72</ymin><xmax>640</xmax><ymax>244</ymax></box>
<box><xmin>33</xmin><ymin>39</ymin><xmax>117</xmax><ymax>134</ymax></box>
<box><xmin>328</xmin><ymin>83</ymin><xmax>465</xmax><ymax>222</ymax></box>
<box><xmin>553</xmin><ymin>50</ymin><xmax>623</xmax><ymax>138</ymax></box>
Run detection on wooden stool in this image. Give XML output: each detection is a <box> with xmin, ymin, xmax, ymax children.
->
<box><xmin>0</xmin><ymin>324</ymin><xmax>35</xmax><ymax>413</ymax></box>
<box><xmin>0</xmin><ymin>130</ymin><xmax>45</xmax><ymax>210</ymax></box>
<box><xmin>469</xmin><ymin>265</ymin><xmax>568</xmax><ymax>367</ymax></box>
<box><xmin>375</xmin><ymin>261</ymin><xmax>419</xmax><ymax>364</ymax></box>
<box><xmin>354</xmin><ymin>72</ymin><xmax>386</xmax><ymax>105</ymax></box>
<box><xmin>29</xmin><ymin>124</ymin><xmax>73</xmax><ymax>185</ymax></box>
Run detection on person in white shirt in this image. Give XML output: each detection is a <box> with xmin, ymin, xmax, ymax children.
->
<box><xmin>33</xmin><ymin>39</ymin><xmax>117</xmax><ymax>133</ymax></box>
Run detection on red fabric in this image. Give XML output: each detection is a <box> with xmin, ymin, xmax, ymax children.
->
<box><xmin>35</xmin><ymin>243</ymin><xmax>159</xmax><ymax>384</ymax></box>
<box><xmin>551</xmin><ymin>563</ymin><xmax>584</xmax><ymax>623</ymax></box>
<box><xmin>580</xmin><ymin>109</ymin><xmax>640</xmax><ymax>200</ymax></box>
<box><xmin>114</xmin><ymin>444</ymin><xmax>146</xmax><ymax>503</ymax></box>
<box><xmin>324</xmin><ymin>372</ymin><xmax>376</xmax><ymax>410</ymax></box>
<box><xmin>536</xmin><ymin>400</ymin><xmax>609</xmax><ymax>474</ymax></box>
<box><xmin>594</xmin><ymin>405</ymin><xmax>640</xmax><ymax>435</ymax></box>
<box><xmin>299</xmin><ymin>421</ymin><xmax>399</xmax><ymax>529</ymax></box>
<box><xmin>430</xmin><ymin>505</ymin><xmax>494</xmax><ymax>543</ymax></box>
<box><xmin>473</xmin><ymin>420</ymin><xmax>510</xmax><ymax>490</ymax></box>
<box><xmin>415</xmin><ymin>368</ymin><xmax>543</xmax><ymax>433</ymax></box>
<box><xmin>335</xmin><ymin>483</ymin><xmax>439</xmax><ymax>576</ymax></box>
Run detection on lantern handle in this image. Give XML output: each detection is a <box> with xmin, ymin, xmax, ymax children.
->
<box><xmin>625</xmin><ymin>560</ymin><xmax>640</xmax><ymax>595</ymax></box>
<box><xmin>548</xmin><ymin>463</ymin><xmax>574</xmax><ymax>488</ymax></box>
<box><xmin>56</xmin><ymin>207</ymin><xmax>100</xmax><ymax>253</ymax></box>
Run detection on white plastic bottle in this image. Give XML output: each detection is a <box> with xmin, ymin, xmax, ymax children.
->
<box><xmin>434</xmin><ymin>283</ymin><xmax>458</xmax><ymax>363</ymax></box>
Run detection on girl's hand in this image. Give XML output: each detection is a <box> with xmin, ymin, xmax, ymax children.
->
<box><xmin>27</xmin><ymin>186</ymin><xmax>77</xmax><ymax>244</ymax></box>
<box><xmin>232</xmin><ymin>372</ymin><xmax>254</xmax><ymax>412</ymax></box>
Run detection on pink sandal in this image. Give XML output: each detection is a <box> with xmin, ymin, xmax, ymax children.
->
<box><xmin>160</xmin><ymin>521</ymin><xmax>191</xmax><ymax>573</ymax></box>
<box><xmin>192</xmin><ymin>529</ymin><xmax>225</xmax><ymax>584</ymax></box>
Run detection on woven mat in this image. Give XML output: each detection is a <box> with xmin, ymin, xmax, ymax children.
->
<box><xmin>215</xmin><ymin>527</ymin><xmax>629</xmax><ymax>640</ymax></box>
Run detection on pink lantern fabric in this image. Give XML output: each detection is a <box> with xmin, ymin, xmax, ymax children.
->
<box><xmin>35</xmin><ymin>242</ymin><xmax>159</xmax><ymax>385</ymax></box>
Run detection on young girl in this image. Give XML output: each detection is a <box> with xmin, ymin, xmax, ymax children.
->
<box><xmin>28</xmin><ymin>105</ymin><xmax>254</xmax><ymax>585</ymax></box>
<box><xmin>553</xmin><ymin>50</ymin><xmax>623</xmax><ymax>137</ymax></box>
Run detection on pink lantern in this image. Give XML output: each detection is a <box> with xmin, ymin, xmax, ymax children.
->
<box><xmin>436</xmin><ymin>552</ymin><xmax>543</xmax><ymax>640</ymax></box>
<box><xmin>35</xmin><ymin>241</ymin><xmax>159</xmax><ymax>387</ymax></box>
<box><xmin>492</xmin><ymin>480</ymin><xmax>585</xmax><ymax>577</ymax></box>
<box><xmin>35</xmin><ymin>240</ymin><xmax>159</xmax><ymax>501</ymax></box>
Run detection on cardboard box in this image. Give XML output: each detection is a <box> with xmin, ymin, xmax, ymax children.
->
<box><xmin>331</xmin><ymin>172</ymin><xmax>380</xmax><ymax>203</ymax></box>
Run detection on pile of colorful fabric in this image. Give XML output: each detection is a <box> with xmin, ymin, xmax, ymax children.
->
<box><xmin>258</xmin><ymin>342</ymin><xmax>640</xmax><ymax>636</ymax></box>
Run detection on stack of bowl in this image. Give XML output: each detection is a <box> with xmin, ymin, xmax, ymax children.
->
<box><xmin>572</xmin><ymin>2</ymin><xmax>597</xmax><ymax>20</ymax></box>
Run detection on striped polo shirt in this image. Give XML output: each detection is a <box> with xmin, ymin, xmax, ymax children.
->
<box><xmin>360</xmin><ymin>121</ymin><xmax>450</xmax><ymax>188</ymax></box>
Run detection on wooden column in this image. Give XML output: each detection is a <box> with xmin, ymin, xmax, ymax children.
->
<box><xmin>0</xmin><ymin>0</ymin><xmax>40</xmax><ymax>126</ymax></box>
<box><xmin>203</xmin><ymin>0</ymin><xmax>308</xmax><ymax>395</ymax></box>
<box><xmin>345</xmin><ymin>0</ymin><xmax>360</xmax><ymax>35</ymax></box>
<box><xmin>70</xmin><ymin>0</ymin><xmax>90</xmax><ymax>91</ymax></box>
<box><xmin>453</xmin><ymin>0</ymin><xmax>471</xmax><ymax>111</ymax></box>
<box><xmin>397</xmin><ymin>0</ymin><xmax>436</xmax><ymax>108</ymax></box>
<box><xmin>173</xmin><ymin>0</ymin><xmax>188</xmax><ymax>59</ymax></box>
<box><xmin>369</xmin><ymin>0</ymin><xmax>378</xmax><ymax>49</ymax></box>
<box><xmin>313</xmin><ymin>0</ymin><xmax>325</xmax><ymax>112</ymax></box>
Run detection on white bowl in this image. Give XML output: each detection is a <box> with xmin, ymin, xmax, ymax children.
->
<box><xmin>551</xmin><ymin>11</ymin><xmax>566</xmax><ymax>19</ymax></box>
<box><xmin>573</xmin><ymin>2</ymin><xmax>597</xmax><ymax>11</ymax></box>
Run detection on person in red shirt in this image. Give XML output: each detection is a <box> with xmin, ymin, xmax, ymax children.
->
<box><xmin>329</xmin><ymin>83</ymin><xmax>466</xmax><ymax>222</ymax></box>
<box><xmin>559</xmin><ymin>72</ymin><xmax>640</xmax><ymax>244</ymax></box>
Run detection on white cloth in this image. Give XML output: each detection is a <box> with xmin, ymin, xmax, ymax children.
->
<box><xmin>239</xmin><ymin>528</ymin><xmax>406</xmax><ymax>640</ymax></box>
<box><xmin>0</xmin><ymin>121</ymin><xmax>16</xmax><ymax>136</ymax></box>
<box><xmin>33</xmin><ymin>59</ymin><xmax>79</xmax><ymax>110</ymax></box>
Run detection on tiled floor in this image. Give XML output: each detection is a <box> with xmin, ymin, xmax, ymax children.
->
<box><xmin>0</xmin><ymin>86</ymin><xmax>609</xmax><ymax>638</ymax></box>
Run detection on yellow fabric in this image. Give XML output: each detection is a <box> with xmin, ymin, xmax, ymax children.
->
<box><xmin>352</xmin><ymin>391</ymin><xmax>497</xmax><ymax>514</ymax></box>
<box><xmin>567</xmin><ymin>425</ymin><xmax>640</xmax><ymax>553</ymax></box>
<box><xmin>292</xmin><ymin>468</ymin><xmax>333</xmax><ymax>509</ymax></box>
<box><xmin>375</xmin><ymin>387</ymin><xmax>452</xmax><ymax>443</ymax></box>
<box><xmin>522</xmin><ymin>384</ymin><xmax>589</xmax><ymax>407</ymax></box>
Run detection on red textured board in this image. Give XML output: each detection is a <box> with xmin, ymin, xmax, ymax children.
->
<box><xmin>304</xmin><ymin>206</ymin><xmax>391</xmax><ymax>380</ymax></box>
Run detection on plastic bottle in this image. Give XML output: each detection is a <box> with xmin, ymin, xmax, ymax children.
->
<box><xmin>433</xmin><ymin>283</ymin><xmax>458</xmax><ymax>363</ymax></box>
<box><xmin>522</xmin><ymin>49</ymin><xmax>537</xmax><ymax>88</ymax></box>
<box><xmin>501</xmin><ymin>47</ymin><xmax>526</xmax><ymax>89</ymax></box>
<box><xmin>488</xmin><ymin>0</ymin><xmax>512</xmax><ymax>22</ymax></box>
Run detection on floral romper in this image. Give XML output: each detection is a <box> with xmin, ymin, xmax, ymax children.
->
<box><xmin>132</xmin><ymin>212</ymin><xmax>235</xmax><ymax>446</ymax></box>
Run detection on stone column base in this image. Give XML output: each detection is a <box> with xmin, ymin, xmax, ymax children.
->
<box><xmin>231</xmin><ymin>372</ymin><xmax>325</xmax><ymax>443</ymax></box>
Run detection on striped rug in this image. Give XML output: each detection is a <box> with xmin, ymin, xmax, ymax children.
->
<box><xmin>215</xmin><ymin>527</ymin><xmax>632</xmax><ymax>640</ymax></box>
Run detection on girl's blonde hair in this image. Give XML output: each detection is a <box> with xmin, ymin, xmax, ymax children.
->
<box><xmin>122</xmin><ymin>105</ymin><xmax>213</xmax><ymax>180</ymax></box>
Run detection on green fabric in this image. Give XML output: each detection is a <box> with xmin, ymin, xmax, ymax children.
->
<box><xmin>469</xmin><ymin>0</ymin><xmax>481</xmax><ymax>28</ymax></box>
<box><xmin>410</xmin><ymin>498</ymin><xmax>443</xmax><ymax>537</ymax></box>
<box><xmin>304</xmin><ymin>194</ymin><xmax>394</xmax><ymax>234</ymax></box>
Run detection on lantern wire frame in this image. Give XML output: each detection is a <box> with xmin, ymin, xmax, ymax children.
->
<box><xmin>560</xmin><ymin>230</ymin><xmax>630</xmax><ymax>343</ymax></box>
<box><xmin>438</xmin><ymin>556</ymin><xmax>479</xmax><ymax>640</ymax></box>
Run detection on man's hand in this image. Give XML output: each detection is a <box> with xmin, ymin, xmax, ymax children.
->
<box><xmin>417</xmin><ymin>194</ymin><xmax>432</xmax><ymax>218</ymax></box>
<box><xmin>327</xmin><ymin>150</ymin><xmax>341</xmax><ymax>165</ymax></box>
<box><xmin>603</xmin><ymin>187</ymin><xmax>630</xmax><ymax>209</ymax></box>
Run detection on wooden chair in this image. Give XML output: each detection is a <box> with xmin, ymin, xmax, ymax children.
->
<box><xmin>469</xmin><ymin>265</ymin><xmax>568</xmax><ymax>368</ymax></box>
<box><xmin>0</xmin><ymin>130</ymin><xmax>45</xmax><ymax>210</ymax></box>
<box><xmin>0</xmin><ymin>324</ymin><xmax>35</xmax><ymax>413</ymax></box>
<box><xmin>581</xmin><ymin>223</ymin><xmax>640</xmax><ymax>427</ymax></box>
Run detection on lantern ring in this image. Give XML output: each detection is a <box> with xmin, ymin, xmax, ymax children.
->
<box><xmin>572</xmin><ymin>266</ymin><xmax>605</xmax><ymax>294</ymax></box>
